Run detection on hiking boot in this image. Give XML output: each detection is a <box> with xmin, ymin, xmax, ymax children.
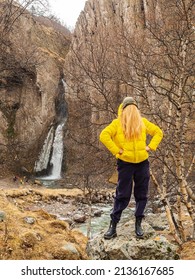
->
<box><xmin>135</xmin><ymin>216</ymin><xmax>144</xmax><ymax>237</ymax></box>
<box><xmin>104</xmin><ymin>220</ymin><xmax>117</xmax><ymax>239</ymax></box>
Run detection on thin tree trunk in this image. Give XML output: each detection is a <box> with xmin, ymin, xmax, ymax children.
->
<box><xmin>150</xmin><ymin>170</ymin><xmax>182</xmax><ymax>245</ymax></box>
<box><xmin>177</xmin><ymin>195</ymin><xmax>186</xmax><ymax>241</ymax></box>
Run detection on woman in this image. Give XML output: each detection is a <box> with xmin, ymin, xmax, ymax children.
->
<box><xmin>99</xmin><ymin>96</ymin><xmax>163</xmax><ymax>239</ymax></box>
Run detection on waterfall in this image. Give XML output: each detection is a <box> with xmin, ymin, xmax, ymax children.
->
<box><xmin>34</xmin><ymin>122</ymin><xmax>65</xmax><ymax>180</ymax></box>
<box><xmin>34</xmin><ymin>78</ymin><xmax>67</xmax><ymax>180</ymax></box>
<box><xmin>44</xmin><ymin>122</ymin><xmax>65</xmax><ymax>180</ymax></box>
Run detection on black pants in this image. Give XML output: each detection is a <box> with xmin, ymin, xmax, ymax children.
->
<box><xmin>111</xmin><ymin>159</ymin><xmax>150</xmax><ymax>223</ymax></box>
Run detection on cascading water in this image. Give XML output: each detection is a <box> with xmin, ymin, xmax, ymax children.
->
<box><xmin>44</xmin><ymin>122</ymin><xmax>65</xmax><ymax>180</ymax></box>
<box><xmin>34</xmin><ymin>121</ymin><xmax>65</xmax><ymax>180</ymax></box>
<box><xmin>34</xmin><ymin>126</ymin><xmax>55</xmax><ymax>173</ymax></box>
<box><xmin>34</xmin><ymin>78</ymin><xmax>67</xmax><ymax>181</ymax></box>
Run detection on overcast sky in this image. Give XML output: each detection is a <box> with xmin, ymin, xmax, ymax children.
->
<box><xmin>48</xmin><ymin>0</ymin><xmax>87</xmax><ymax>29</ymax></box>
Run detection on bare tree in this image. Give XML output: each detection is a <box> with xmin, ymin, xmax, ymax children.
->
<box><xmin>64</xmin><ymin>15</ymin><xmax>123</xmax><ymax>200</ymax></box>
<box><xmin>0</xmin><ymin>0</ymin><xmax>50</xmax><ymax>173</ymax></box>
<box><xmin>65</xmin><ymin>0</ymin><xmax>195</xmax><ymax>244</ymax></box>
<box><xmin>113</xmin><ymin>0</ymin><xmax>195</xmax><ymax>243</ymax></box>
<box><xmin>0</xmin><ymin>0</ymin><xmax>48</xmax><ymax>85</ymax></box>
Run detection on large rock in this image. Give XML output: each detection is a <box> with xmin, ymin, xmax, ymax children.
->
<box><xmin>88</xmin><ymin>220</ymin><xmax>179</xmax><ymax>260</ymax></box>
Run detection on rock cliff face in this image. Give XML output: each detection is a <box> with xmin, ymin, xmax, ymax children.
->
<box><xmin>64</xmin><ymin>0</ymin><xmax>195</xmax><ymax>188</ymax></box>
<box><xmin>0</xmin><ymin>1</ymin><xmax>71</xmax><ymax>175</ymax></box>
<box><xmin>64</xmin><ymin>0</ymin><xmax>153</xmax><ymax>183</ymax></box>
<box><xmin>76</xmin><ymin>0</ymin><xmax>146</xmax><ymax>32</ymax></box>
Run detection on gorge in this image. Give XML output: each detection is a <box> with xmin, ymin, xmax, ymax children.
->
<box><xmin>0</xmin><ymin>0</ymin><xmax>194</xmax><ymax>260</ymax></box>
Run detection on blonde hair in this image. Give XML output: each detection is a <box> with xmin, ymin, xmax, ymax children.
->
<box><xmin>120</xmin><ymin>105</ymin><xmax>144</xmax><ymax>140</ymax></box>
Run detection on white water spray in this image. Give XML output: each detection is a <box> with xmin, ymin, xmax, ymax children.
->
<box><xmin>44</xmin><ymin>123</ymin><xmax>64</xmax><ymax>180</ymax></box>
<box><xmin>34</xmin><ymin>126</ymin><xmax>54</xmax><ymax>172</ymax></box>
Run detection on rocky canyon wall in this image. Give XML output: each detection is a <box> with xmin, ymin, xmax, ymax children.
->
<box><xmin>0</xmin><ymin>0</ymin><xmax>193</xmax><ymax>187</ymax></box>
<box><xmin>64</xmin><ymin>0</ymin><xmax>194</xmax><ymax>188</ymax></box>
<box><xmin>64</xmin><ymin>0</ymin><xmax>159</xmax><ymax>184</ymax></box>
<box><xmin>0</xmin><ymin>1</ymin><xmax>71</xmax><ymax>175</ymax></box>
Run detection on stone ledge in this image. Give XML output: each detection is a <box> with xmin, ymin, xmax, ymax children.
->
<box><xmin>87</xmin><ymin>220</ymin><xmax>179</xmax><ymax>260</ymax></box>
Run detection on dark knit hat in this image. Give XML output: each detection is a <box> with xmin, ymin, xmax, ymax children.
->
<box><xmin>122</xmin><ymin>97</ymin><xmax>138</xmax><ymax>109</ymax></box>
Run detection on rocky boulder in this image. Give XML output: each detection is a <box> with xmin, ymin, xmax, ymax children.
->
<box><xmin>88</xmin><ymin>220</ymin><xmax>179</xmax><ymax>260</ymax></box>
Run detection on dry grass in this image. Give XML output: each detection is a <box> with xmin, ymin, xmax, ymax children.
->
<box><xmin>0</xmin><ymin>186</ymin><xmax>88</xmax><ymax>260</ymax></box>
<box><xmin>0</xmin><ymin>178</ymin><xmax>195</xmax><ymax>260</ymax></box>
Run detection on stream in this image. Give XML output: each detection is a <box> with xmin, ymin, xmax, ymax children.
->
<box><xmin>37</xmin><ymin>179</ymin><xmax>135</xmax><ymax>238</ymax></box>
<box><xmin>75</xmin><ymin>205</ymin><xmax>134</xmax><ymax>238</ymax></box>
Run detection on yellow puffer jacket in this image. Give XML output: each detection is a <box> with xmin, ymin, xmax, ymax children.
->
<box><xmin>99</xmin><ymin>106</ymin><xmax>163</xmax><ymax>163</ymax></box>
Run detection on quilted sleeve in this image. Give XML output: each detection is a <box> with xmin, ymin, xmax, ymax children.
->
<box><xmin>143</xmin><ymin>118</ymin><xmax>163</xmax><ymax>151</ymax></box>
<box><xmin>99</xmin><ymin>119</ymin><xmax>120</xmax><ymax>156</ymax></box>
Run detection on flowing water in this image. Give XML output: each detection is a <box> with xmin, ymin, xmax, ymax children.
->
<box><xmin>34</xmin><ymin>126</ymin><xmax>54</xmax><ymax>173</ymax></box>
<box><xmin>34</xmin><ymin>122</ymin><xmax>65</xmax><ymax>180</ymax></box>
<box><xmin>43</xmin><ymin>123</ymin><xmax>65</xmax><ymax>180</ymax></box>
<box><xmin>34</xmin><ymin>77</ymin><xmax>67</xmax><ymax>180</ymax></box>
<box><xmin>76</xmin><ymin>205</ymin><xmax>135</xmax><ymax>238</ymax></box>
